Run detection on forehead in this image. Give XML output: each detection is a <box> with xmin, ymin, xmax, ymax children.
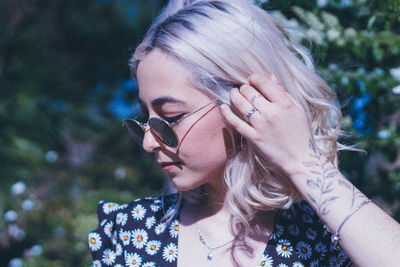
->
<box><xmin>137</xmin><ymin>49</ymin><xmax>208</xmax><ymax>105</ymax></box>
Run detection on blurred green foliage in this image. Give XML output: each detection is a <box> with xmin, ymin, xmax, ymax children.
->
<box><xmin>0</xmin><ymin>0</ymin><xmax>399</xmax><ymax>266</ymax></box>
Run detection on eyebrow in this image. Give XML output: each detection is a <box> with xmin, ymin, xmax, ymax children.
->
<box><xmin>139</xmin><ymin>96</ymin><xmax>186</xmax><ymax>108</ymax></box>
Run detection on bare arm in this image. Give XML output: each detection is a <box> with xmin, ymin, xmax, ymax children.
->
<box><xmin>221</xmin><ymin>73</ymin><xmax>400</xmax><ymax>266</ymax></box>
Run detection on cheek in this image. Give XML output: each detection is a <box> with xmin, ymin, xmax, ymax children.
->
<box><xmin>178</xmin><ymin>115</ymin><xmax>229</xmax><ymax>168</ymax></box>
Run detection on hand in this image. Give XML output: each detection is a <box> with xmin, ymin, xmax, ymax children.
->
<box><xmin>220</xmin><ymin>73</ymin><xmax>312</xmax><ymax>175</ymax></box>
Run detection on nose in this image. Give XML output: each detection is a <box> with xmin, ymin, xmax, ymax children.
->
<box><xmin>142</xmin><ymin>128</ymin><xmax>163</xmax><ymax>152</ymax></box>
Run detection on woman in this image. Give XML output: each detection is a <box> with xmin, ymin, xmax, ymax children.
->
<box><xmin>88</xmin><ymin>0</ymin><xmax>400</xmax><ymax>266</ymax></box>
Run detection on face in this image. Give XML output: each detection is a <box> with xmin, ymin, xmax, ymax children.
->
<box><xmin>136</xmin><ymin>49</ymin><xmax>231</xmax><ymax>192</ymax></box>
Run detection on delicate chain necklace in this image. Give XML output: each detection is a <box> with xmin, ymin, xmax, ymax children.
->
<box><xmin>195</xmin><ymin>221</ymin><xmax>238</xmax><ymax>261</ymax></box>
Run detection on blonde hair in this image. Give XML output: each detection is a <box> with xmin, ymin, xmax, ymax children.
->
<box><xmin>131</xmin><ymin>0</ymin><xmax>349</xmax><ymax>231</ymax></box>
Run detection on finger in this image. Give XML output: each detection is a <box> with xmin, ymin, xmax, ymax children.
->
<box><xmin>239</xmin><ymin>84</ymin><xmax>270</xmax><ymax>113</ymax></box>
<box><xmin>247</xmin><ymin>73</ymin><xmax>288</xmax><ymax>103</ymax></box>
<box><xmin>229</xmin><ymin>88</ymin><xmax>262</xmax><ymax>124</ymax></box>
<box><xmin>220</xmin><ymin>104</ymin><xmax>257</xmax><ymax>139</ymax></box>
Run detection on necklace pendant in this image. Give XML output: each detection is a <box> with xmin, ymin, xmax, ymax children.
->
<box><xmin>207</xmin><ymin>250</ymin><xmax>213</xmax><ymax>261</ymax></box>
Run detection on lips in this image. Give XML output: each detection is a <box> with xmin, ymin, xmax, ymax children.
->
<box><xmin>158</xmin><ymin>161</ymin><xmax>182</xmax><ymax>167</ymax></box>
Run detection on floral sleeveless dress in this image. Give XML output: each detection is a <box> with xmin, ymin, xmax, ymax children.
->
<box><xmin>88</xmin><ymin>194</ymin><xmax>352</xmax><ymax>267</ymax></box>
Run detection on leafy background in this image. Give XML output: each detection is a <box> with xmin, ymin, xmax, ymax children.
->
<box><xmin>0</xmin><ymin>0</ymin><xmax>399</xmax><ymax>266</ymax></box>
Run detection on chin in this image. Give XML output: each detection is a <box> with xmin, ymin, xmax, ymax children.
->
<box><xmin>169</xmin><ymin>177</ymin><xmax>203</xmax><ymax>192</ymax></box>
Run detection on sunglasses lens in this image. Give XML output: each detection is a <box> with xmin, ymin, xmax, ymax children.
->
<box><xmin>122</xmin><ymin>119</ymin><xmax>145</xmax><ymax>144</ymax></box>
<box><xmin>149</xmin><ymin>118</ymin><xmax>178</xmax><ymax>148</ymax></box>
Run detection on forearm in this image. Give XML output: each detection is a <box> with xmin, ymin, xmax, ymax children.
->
<box><xmin>287</xmin><ymin>146</ymin><xmax>400</xmax><ymax>266</ymax></box>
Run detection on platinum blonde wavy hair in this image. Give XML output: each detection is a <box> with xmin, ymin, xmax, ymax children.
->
<box><xmin>131</xmin><ymin>0</ymin><xmax>350</xmax><ymax>231</ymax></box>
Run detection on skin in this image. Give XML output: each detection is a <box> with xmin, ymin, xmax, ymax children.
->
<box><xmin>221</xmin><ymin>73</ymin><xmax>400</xmax><ymax>267</ymax></box>
<box><xmin>137</xmin><ymin>49</ymin><xmax>275</xmax><ymax>266</ymax></box>
<box><xmin>137</xmin><ymin>49</ymin><xmax>400</xmax><ymax>266</ymax></box>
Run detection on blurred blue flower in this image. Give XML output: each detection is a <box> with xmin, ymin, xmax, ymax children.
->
<box><xmin>11</xmin><ymin>181</ymin><xmax>26</xmax><ymax>195</ymax></box>
<box><xmin>108</xmin><ymin>79</ymin><xmax>138</xmax><ymax>119</ymax></box>
<box><xmin>4</xmin><ymin>210</ymin><xmax>18</xmax><ymax>222</ymax></box>
<box><xmin>377</xmin><ymin>129</ymin><xmax>391</xmax><ymax>140</ymax></box>
<box><xmin>22</xmin><ymin>199</ymin><xmax>35</xmax><ymax>211</ymax></box>
<box><xmin>8</xmin><ymin>224</ymin><xmax>25</xmax><ymax>240</ymax></box>
<box><xmin>9</xmin><ymin>258</ymin><xmax>23</xmax><ymax>267</ymax></box>
<box><xmin>29</xmin><ymin>245</ymin><xmax>43</xmax><ymax>256</ymax></box>
<box><xmin>392</xmin><ymin>85</ymin><xmax>400</xmax><ymax>95</ymax></box>
<box><xmin>396</xmin><ymin>182</ymin><xmax>400</xmax><ymax>191</ymax></box>
<box><xmin>45</xmin><ymin>150</ymin><xmax>58</xmax><ymax>162</ymax></box>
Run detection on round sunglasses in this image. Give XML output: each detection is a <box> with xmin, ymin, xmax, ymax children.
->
<box><xmin>122</xmin><ymin>99</ymin><xmax>219</xmax><ymax>148</ymax></box>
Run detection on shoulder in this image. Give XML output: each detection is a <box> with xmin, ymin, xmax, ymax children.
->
<box><xmin>88</xmin><ymin>193</ymin><xmax>180</xmax><ymax>265</ymax></box>
<box><xmin>268</xmin><ymin>201</ymin><xmax>352</xmax><ymax>266</ymax></box>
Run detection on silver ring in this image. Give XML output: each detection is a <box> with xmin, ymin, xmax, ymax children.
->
<box><xmin>245</xmin><ymin>107</ymin><xmax>257</xmax><ymax>121</ymax></box>
<box><xmin>250</xmin><ymin>94</ymin><xmax>262</xmax><ymax>103</ymax></box>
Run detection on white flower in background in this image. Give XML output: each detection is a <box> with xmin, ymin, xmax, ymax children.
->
<box><xmin>306</xmin><ymin>29</ymin><xmax>324</xmax><ymax>45</ymax></box>
<box><xmin>344</xmin><ymin>28</ymin><xmax>357</xmax><ymax>39</ymax></box>
<box><xmin>5</xmin><ymin>210</ymin><xmax>18</xmax><ymax>222</ymax></box>
<box><xmin>377</xmin><ymin>130</ymin><xmax>391</xmax><ymax>140</ymax></box>
<box><xmin>292</xmin><ymin>7</ymin><xmax>324</xmax><ymax>31</ymax></box>
<box><xmin>322</xmin><ymin>12</ymin><xmax>339</xmax><ymax>28</ymax></box>
<box><xmin>341</xmin><ymin>76</ymin><xmax>349</xmax><ymax>85</ymax></box>
<box><xmin>45</xmin><ymin>150</ymin><xmax>58</xmax><ymax>162</ymax></box>
<box><xmin>317</xmin><ymin>0</ymin><xmax>328</xmax><ymax>8</ymax></box>
<box><xmin>22</xmin><ymin>199</ymin><xmax>35</xmax><ymax>211</ymax></box>
<box><xmin>11</xmin><ymin>181</ymin><xmax>26</xmax><ymax>195</ymax></box>
<box><xmin>114</xmin><ymin>167</ymin><xmax>126</xmax><ymax>180</ymax></box>
<box><xmin>392</xmin><ymin>85</ymin><xmax>400</xmax><ymax>94</ymax></box>
<box><xmin>390</xmin><ymin>67</ymin><xmax>400</xmax><ymax>81</ymax></box>
<box><xmin>327</xmin><ymin>28</ymin><xmax>340</xmax><ymax>41</ymax></box>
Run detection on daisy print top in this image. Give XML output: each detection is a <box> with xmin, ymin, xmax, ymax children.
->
<box><xmin>89</xmin><ymin>194</ymin><xmax>352</xmax><ymax>267</ymax></box>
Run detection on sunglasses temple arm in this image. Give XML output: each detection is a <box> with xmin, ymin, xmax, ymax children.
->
<box><xmin>175</xmin><ymin>99</ymin><xmax>220</xmax><ymax>123</ymax></box>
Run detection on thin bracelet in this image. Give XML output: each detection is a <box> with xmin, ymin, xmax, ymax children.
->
<box><xmin>331</xmin><ymin>199</ymin><xmax>372</xmax><ymax>248</ymax></box>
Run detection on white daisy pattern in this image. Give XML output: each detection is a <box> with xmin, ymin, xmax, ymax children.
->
<box><xmin>142</xmin><ymin>262</ymin><xmax>156</xmax><ymax>267</ymax></box>
<box><xmin>292</xmin><ymin>261</ymin><xmax>304</xmax><ymax>267</ymax></box>
<box><xmin>145</xmin><ymin>240</ymin><xmax>162</xmax><ymax>255</ymax></box>
<box><xmin>119</xmin><ymin>229</ymin><xmax>130</xmax><ymax>246</ymax></box>
<box><xmin>155</xmin><ymin>222</ymin><xmax>166</xmax><ymax>235</ymax></box>
<box><xmin>276</xmin><ymin>239</ymin><xmax>293</xmax><ymax>258</ymax></box>
<box><xmin>102</xmin><ymin>248</ymin><xmax>116</xmax><ymax>266</ymax></box>
<box><xmin>150</xmin><ymin>199</ymin><xmax>162</xmax><ymax>212</ymax></box>
<box><xmin>116</xmin><ymin>212</ymin><xmax>128</xmax><ymax>226</ymax></box>
<box><xmin>162</xmin><ymin>242</ymin><xmax>178</xmax><ymax>263</ymax></box>
<box><xmin>145</xmin><ymin>216</ymin><xmax>156</xmax><ymax>229</ymax></box>
<box><xmin>259</xmin><ymin>253</ymin><xmax>273</xmax><ymax>267</ymax></box>
<box><xmin>125</xmin><ymin>252</ymin><xmax>142</xmax><ymax>267</ymax></box>
<box><xmin>115</xmin><ymin>243</ymin><xmax>123</xmax><ymax>256</ymax></box>
<box><xmin>88</xmin><ymin>232</ymin><xmax>102</xmax><ymax>251</ymax></box>
<box><xmin>131</xmin><ymin>228</ymin><xmax>148</xmax><ymax>249</ymax></box>
<box><xmin>131</xmin><ymin>204</ymin><xmax>146</xmax><ymax>221</ymax></box>
<box><xmin>103</xmin><ymin>202</ymin><xmax>120</xmax><ymax>215</ymax></box>
<box><xmin>169</xmin><ymin>219</ymin><xmax>179</xmax><ymax>238</ymax></box>
<box><xmin>103</xmin><ymin>221</ymin><xmax>114</xmax><ymax>238</ymax></box>
<box><xmin>89</xmin><ymin>196</ymin><xmax>352</xmax><ymax>266</ymax></box>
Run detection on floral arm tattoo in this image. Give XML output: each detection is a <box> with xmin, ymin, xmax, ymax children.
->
<box><xmin>338</xmin><ymin>178</ymin><xmax>365</xmax><ymax>209</ymax></box>
<box><xmin>302</xmin><ymin>140</ymin><xmax>339</xmax><ymax>216</ymax></box>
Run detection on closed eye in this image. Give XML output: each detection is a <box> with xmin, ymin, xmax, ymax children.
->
<box><xmin>163</xmin><ymin>114</ymin><xmax>185</xmax><ymax>124</ymax></box>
